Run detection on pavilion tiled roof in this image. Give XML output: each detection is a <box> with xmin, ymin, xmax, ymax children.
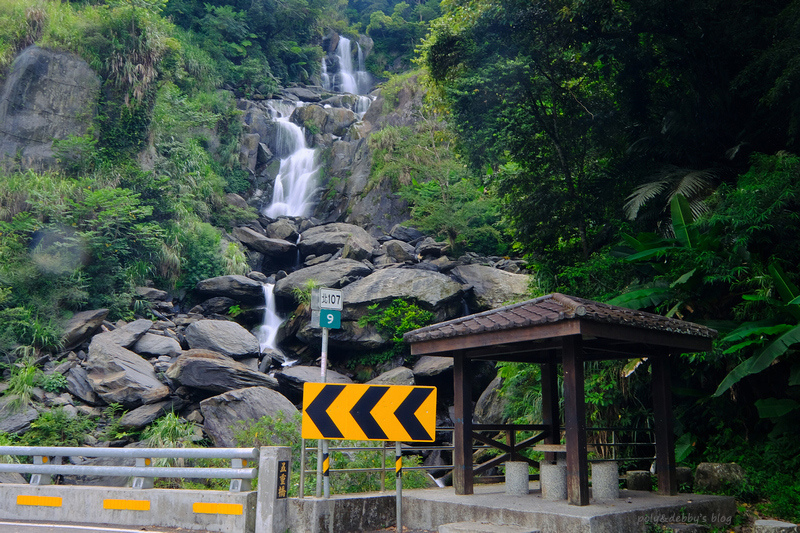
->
<box><xmin>403</xmin><ymin>293</ymin><xmax>717</xmax><ymax>344</ymax></box>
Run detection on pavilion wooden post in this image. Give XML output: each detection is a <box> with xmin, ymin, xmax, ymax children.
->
<box><xmin>652</xmin><ymin>352</ymin><xmax>677</xmax><ymax>495</ymax></box>
<box><xmin>562</xmin><ymin>335</ymin><xmax>589</xmax><ymax>505</ymax></box>
<box><xmin>541</xmin><ymin>356</ymin><xmax>560</xmax><ymax>465</ymax></box>
<box><xmin>453</xmin><ymin>351</ymin><xmax>473</xmax><ymax>495</ymax></box>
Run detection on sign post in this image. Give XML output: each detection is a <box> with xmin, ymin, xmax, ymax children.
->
<box><xmin>302</xmin><ymin>383</ymin><xmax>437</xmax><ymax>532</ymax></box>
<box><xmin>309</xmin><ymin>288</ymin><xmax>343</xmax><ymax>499</ymax></box>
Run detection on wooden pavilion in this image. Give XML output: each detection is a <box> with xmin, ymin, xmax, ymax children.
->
<box><xmin>403</xmin><ymin>293</ymin><xmax>717</xmax><ymax>505</ymax></box>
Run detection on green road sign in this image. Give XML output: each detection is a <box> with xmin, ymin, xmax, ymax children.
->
<box><xmin>318</xmin><ymin>309</ymin><xmax>341</xmax><ymax>329</ymax></box>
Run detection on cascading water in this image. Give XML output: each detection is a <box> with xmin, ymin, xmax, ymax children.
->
<box><xmin>256</xmin><ymin>283</ymin><xmax>281</xmax><ymax>353</ymax></box>
<box><xmin>356</xmin><ymin>42</ymin><xmax>372</xmax><ymax>96</ymax></box>
<box><xmin>263</xmin><ymin>103</ymin><xmax>319</xmax><ymax>219</ymax></box>
<box><xmin>327</xmin><ymin>36</ymin><xmax>371</xmax><ymax>96</ymax></box>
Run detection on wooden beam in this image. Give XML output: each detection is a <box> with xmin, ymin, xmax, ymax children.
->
<box><xmin>579</xmin><ymin>321</ymin><xmax>713</xmax><ymax>352</ymax></box>
<box><xmin>541</xmin><ymin>358</ymin><xmax>560</xmax><ymax>465</ymax></box>
<box><xmin>453</xmin><ymin>352</ymin><xmax>473</xmax><ymax>495</ymax></box>
<box><xmin>563</xmin><ymin>335</ymin><xmax>589</xmax><ymax>506</ymax></box>
<box><xmin>652</xmin><ymin>353</ymin><xmax>677</xmax><ymax>495</ymax></box>
<box><xmin>409</xmin><ymin>321</ymin><xmax>582</xmax><ymax>356</ymax></box>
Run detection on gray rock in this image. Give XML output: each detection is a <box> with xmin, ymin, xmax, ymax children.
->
<box><xmin>0</xmin><ymin>472</ymin><xmax>26</xmax><ymax>484</ymax></box>
<box><xmin>66</xmin><ymin>366</ymin><xmax>100</xmax><ymax>405</ymax></box>
<box><xmin>275</xmin><ymin>365</ymin><xmax>353</xmax><ymax>404</ymax></box>
<box><xmin>341</xmin><ymin>268</ymin><xmax>463</xmax><ymax>321</ymax></box>
<box><xmin>753</xmin><ymin>519</ymin><xmax>799</xmax><ymax>533</ymax></box>
<box><xmin>415</xmin><ymin>237</ymin><xmax>448</xmax><ymax>258</ymax></box>
<box><xmin>132</xmin><ymin>333</ymin><xmax>182</xmax><ymax>357</ymax></box>
<box><xmin>196</xmin><ymin>296</ymin><xmax>237</xmax><ymax>315</ymax></box>
<box><xmin>196</xmin><ymin>274</ymin><xmax>264</xmax><ymax>303</ymax></box>
<box><xmin>99</xmin><ymin>319</ymin><xmax>153</xmax><ymax>349</ymax></box>
<box><xmin>233</xmin><ymin>226</ymin><xmax>296</xmax><ymax>257</ymax></box>
<box><xmin>0</xmin><ymin>396</ymin><xmax>38</xmax><ymax>434</ymax></box>
<box><xmin>200</xmin><ymin>386</ymin><xmax>298</xmax><ymax>447</ymax></box>
<box><xmin>274</xmin><ymin>258</ymin><xmax>373</xmax><ymax>299</ymax></box>
<box><xmin>62</xmin><ymin>308</ymin><xmax>109</xmax><ymax>350</ymax></box>
<box><xmin>412</xmin><ymin>356</ymin><xmax>454</xmax><ymax>379</ymax></box>
<box><xmin>367</xmin><ymin>366</ymin><xmax>415</xmax><ymax>386</ymax></box>
<box><xmin>451</xmin><ymin>264</ymin><xmax>530</xmax><ymax>311</ymax></box>
<box><xmin>694</xmin><ymin>462</ymin><xmax>746</xmax><ymax>493</ymax></box>
<box><xmin>84</xmin><ymin>335</ymin><xmax>170</xmax><ymax>407</ymax></box>
<box><xmin>283</xmin><ymin>87</ymin><xmax>322</xmax><ymax>102</ymax></box>
<box><xmin>266</xmin><ymin>219</ymin><xmax>299</xmax><ymax>242</ymax></box>
<box><xmin>626</xmin><ymin>470</ymin><xmax>652</xmax><ymax>491</ymax></box>
<box><xmin>389</xmin><ymin>224</ymin><xmax>425</xmax><ymax>243</ymax></box>
<box><xmin>474</xmin><ymin>376</ymin><xmax>507</xmax><ymax>424</ymax></box>
<box><xmin>135</xmin><ymin>287</ymin><xmax>169</xmax><ymax>301</ymax></box>
<box><xmin>0</xmin><ymin>46</ymin><xmax>101</xmax><ymax>168</ymax></box>
<box><xmin>184</xmin><ymin>319</ymin><xmax>260</xmax><ymax>358</ymax></box>
<box><xmin>118</xmin><ymin>398</ymin><xmax>187</xmax><ymax>429</ymax></box>
<box><xmin>298</xmin><ymin>223</ymin><xmax>379</xmax><ymax>259</ymax></box>
<box><xmin>166</xmin><ymin>349</ymin><xmax>278</xmax><ymax>392</ymax></box>
<box><xmin>383</xmin><ymin>240</ymin><xmax>416</xmax><ymax>262</ymax></box>
<box><xmin>62</xmin><ymin>454</ymin><xmax>134</xmax><ymax>487</ymax></box>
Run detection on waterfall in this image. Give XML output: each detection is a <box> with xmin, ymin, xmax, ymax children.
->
<box><xmin>335</xmin><ymin>37</ymin><xmax>358</xmax><ymax>94</ymax></box>
<box><xmin>356</xmin><ymin>42</ymin><xmax>372</xmax><ymax>96</ymax></box>
<box><xmin>321</xmin><ymin>57</ymin><xmax>330</xmax><ymax>91</ymax></box>
<box><xmin>263</xmin><ymin>102</ymin><xmax>319</xmax><ymax>219</ymax></box>
<box><xmin>256</xmin><ymin>283</ymin><xmax>281</xmax><ymax>353</ymax></box>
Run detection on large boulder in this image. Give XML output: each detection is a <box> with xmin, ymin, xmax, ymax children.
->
<box><xmin>367</xmin><ymin>366</ymin><xmax>415</xmax><ymax>386</ymax></box>
<box><xmin>232</xmin><ymin>226</ymin><xmax>296</xmax><ymax>258</ymax></box>
<box><xmin>451</xmin><ymin>264</ymin><xmax>530</xmax><ymax>311</ymax></box>
<box><xmin>273</xmin><ymin>259</ymin><xmax>373</xmax><ymax>299</ymax></box>
<box><xmin>101</xmin><ymin>319</ymin><xmax>153</xmax><ymax>349</ymax></box>
<box><xmin>474</xmin><ymin>376</ymin><xmax>507</xmax><ymax>424</ymax></box>
<box><xmin>184</xmin><ymin>319</ymin><xmax>260</xmax><ymax>358</ymax></box>
<box><xmin>83</xmin><ymin>334</ymin><xmax>170</xmax><ymax>407</ymax></box>
<box><xmin>0</xmin><ymin>46</ymin><xmax>102</xmax><ymax>168</ymax></box>
<box><xmin>200</xmin><ymin>387</ymin><xmax>298</xmax><ymax>447</ymax></box>
<box><xmin>275</xmin><ymin>365</ymin><xmax>353</xmax><ymax>404</ymax></box>
<box><xmin>166</xmin><ymin>349</ymin><xmax>278</xmax><ymax>392</ymax></box>
<box><xmin>297</xmin><ymin>223</ymin><xmax>378</xmax><ymax>259</ymax></box>
<box><xmin>61</xmin><ymin>308</ymin><xmax>109</xmax><ymax>350</ymax></box>
<box><xmin>118</xmin><ymin>398</ymin><xmax>187</xmax><ymax>429</ymax></box>
<box><xmin>65</xmin><ymin>366</ymin><xmax>101</xmax><ymax>405</ymax></box>
<box><xmin>0</xmin><ymin>396</ymin><xmax>38</xmax><ymax>434</ymax></box>
<box><xmin>694</xmin><ymin>462</ymin><xmax>747</xmax><ymax>493</ymax></box>
<box><xmin>341</xmin><ymin>268</ymin><xmax>463</xmax><ymax>321</ymax></box>
<box><xmin>196</xmin><ymin>275</ymin><xmax>264</xmax><ymax>303</ymax></box>
<box><xmin>132</xmin><ymin>333</ymin><xmax>182</xmax><ymax>357</ymax></box>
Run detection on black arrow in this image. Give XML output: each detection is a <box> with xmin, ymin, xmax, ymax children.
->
<box><xmin>305</xmin><ymin>384</ymin><xmax>345</xmax><ymax>438</ymax></box>
<box><xmin>394</xmin><ymin>388</ymin><xmax>434</xmax><ymax>441</ymax></box>
<box><xmin>350</xmin><ymin>386</ymin><xmax>389</xmax><ymax>440</ymax></box>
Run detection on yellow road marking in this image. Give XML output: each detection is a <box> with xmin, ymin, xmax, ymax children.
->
<box><xmin>17</xmin><ymin>495</ymin><xmax>62</xmax><ymax>507</ymax></box>
<box><xmin>103</xmin><ymin>499</ymin><xmax>151</xmax><ymax>511</ymax></box>
<box><xmin>192</xmin><ymin>502</ymin><xmax>243</xmax><ymax>515</ymax></box>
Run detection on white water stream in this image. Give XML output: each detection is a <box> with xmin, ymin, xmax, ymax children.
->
<box><xmin>256</xmin><ymin>283</ymin><xmax>280</xmax><ymax>352</ymax></box>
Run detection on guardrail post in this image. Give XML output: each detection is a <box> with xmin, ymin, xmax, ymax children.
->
<box><xmin>255</xmin><ymin>446</ymin><xmax>291</xmax><ymax>533</ymax></box>
<box><xmin>230</xmin><ymin>458</ymin><xmax>252</xmax><ymax>492</ymax></box>
<box><xmin>29</xmin><ymin>456</ymin><xmax>51</xmax><ymax>486</ymax></box>
<box><xmin>131</xmin><ymin>457</ymin><xmax>154</xmax><ymax>489</ymax></box>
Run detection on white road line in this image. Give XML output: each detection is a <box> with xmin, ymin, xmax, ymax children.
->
<box><xmin>0</xmin><ymin>522</ymin><xmax>173</xmax><ymax>532</ymax></box>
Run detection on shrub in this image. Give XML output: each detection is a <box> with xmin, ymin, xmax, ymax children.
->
<box><xmin>20</xmin><ymin>407</ymin><xmax>95</xmax><ymax>447</ymax></box>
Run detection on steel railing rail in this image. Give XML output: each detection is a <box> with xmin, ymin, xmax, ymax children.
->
<box><xmin>0</xmin><ymin>446</ymin><xmax>259</xmax><ymax>459</ymax></box>
<box><xmin>0</xmin><ymin>446</ymin><xmax>260</xmax><ymax>491</ymax></box>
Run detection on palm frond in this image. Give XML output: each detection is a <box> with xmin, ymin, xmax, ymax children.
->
<box><xmin>624</xmin><ymin>179</ymin><xmax>669</xmax><ymax>220</ymax></box>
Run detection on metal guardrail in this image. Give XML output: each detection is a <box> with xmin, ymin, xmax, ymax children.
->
<box><xmin>0</xmin><ymin>446</ymin><xmax>259</xmax><ymax>491</ymax></box>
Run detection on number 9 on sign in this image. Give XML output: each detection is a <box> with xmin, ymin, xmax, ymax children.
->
<box><xmin>319</xmin><ymin>309</ymin><xmax>341</xmax><ymax>329</ymax></box>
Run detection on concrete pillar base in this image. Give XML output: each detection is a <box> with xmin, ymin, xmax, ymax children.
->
<box><xmin>505</xmin><ymin>462</ymin><xmax>530</xmax><ymax>495</ymax></box>
<box><xmin>540</xmin><ymin>463</ymin><xmax>567</xmax><ymax>501</ymax></box>
<box><xmin>591</xmin><ymin>461</ymin><xmax>618</xmax><ymax>500</ymax></box>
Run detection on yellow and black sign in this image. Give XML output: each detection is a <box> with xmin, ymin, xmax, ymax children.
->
<box><xmin>302</xmin><ymin>383</ymin><xmax>436</xmax><ymax>442</ymax></box>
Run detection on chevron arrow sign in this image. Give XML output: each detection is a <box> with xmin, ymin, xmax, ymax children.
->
<box><xmin>301</xmin><ymin>383</ymin><xmax>437</xmax><ymax>442</ymax></box>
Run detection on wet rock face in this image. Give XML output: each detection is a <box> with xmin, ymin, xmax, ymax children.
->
<box><xmin>0</xmin><ymin>46</ymin><xmax>101</xmax><ymax>169</ymax></box>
